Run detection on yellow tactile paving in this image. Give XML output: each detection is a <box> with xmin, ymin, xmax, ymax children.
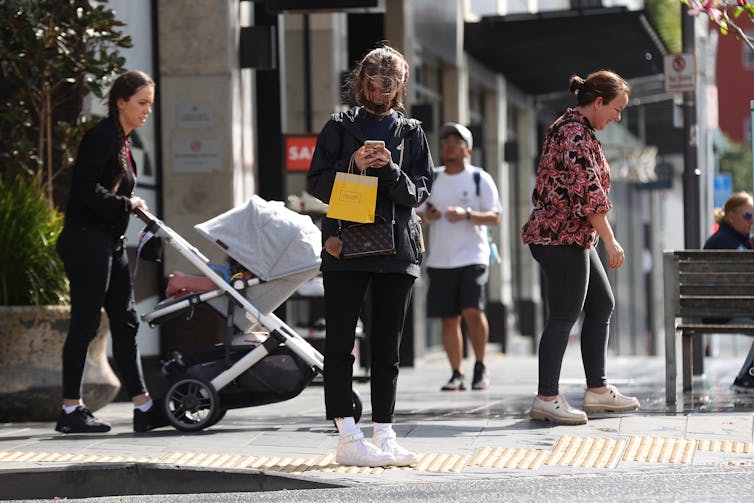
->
<box><xmin>1</xmin><ymin>435</ymin><xmax>748</xmax><ymax>474</ymax></box>
<box><xmin>468</xmin><ymin>446</ymin><xmax>548</xmax><ymax>470</ymax></box>
<box><xmin>622</xmin><ymin>436</ymin><xmax>695</xmax><ymax>464</ymax></box>
<box><xmin>697</xmin><ymin>439</ymin><xmax>754</xmax><ymax>453</ymax></box>
<box><xmin>544</xmin><ymin>436</ymin><xmax>625</xmax><ymax>469</ymax></box>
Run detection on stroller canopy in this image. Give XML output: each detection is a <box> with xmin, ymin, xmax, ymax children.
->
<box><xmin>195</xmin><ymin>195</ymin><xmax>321</xmax><ymax>281</ymax></box>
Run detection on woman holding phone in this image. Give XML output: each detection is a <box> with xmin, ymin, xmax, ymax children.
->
<box><xmin>307</xmin><ymin>45</ymin><xmax>433</xmax><ymax>467</ymax></box>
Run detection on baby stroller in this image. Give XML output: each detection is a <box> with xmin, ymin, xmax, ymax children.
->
<box><xmin>136</xmin><ymin>195</ymin><xmax>362</xmax><ymax>431</ymax></box>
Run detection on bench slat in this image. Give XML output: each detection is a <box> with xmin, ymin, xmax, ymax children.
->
<box><xmin>676</xmin><ymin>324</ymin><xmax>754</xmax><ymax>334</ymax></box>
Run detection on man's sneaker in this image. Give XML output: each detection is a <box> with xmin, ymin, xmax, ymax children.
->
<box><xmin>471</xmin><ymin>362</ymin><xmax>490</xmax><ymax>390</ymax></box>
<box><xmin>372</xmin><ymin>430</ymin><xmax>419</xmax><ymax>466</ymax></box>
<box><xmin>55</xmin><ymin>406</ymin><xmax>111</xmax><ymax>434</ymax></box>
<box><xmin>441</xmin><ymin>372</ymin><xmax>466</xmax><ymax>391</ymax></box>
<box><xmin>583</xmin><ymin>384</ymin><xmax>640</xmax><ymax>414</ymax></box>
<box><xmin>133</xmin><ymin>399</ymin><xmax>171</xmax><ymax>432</ymax></box>
<box><xmin>731</xmin><ymin>376</ymin><xmax>754</xmax><ymax>394</ymax></box>
<box><xmin>336</xmin><ymin>431</ymin><xmax>395</xmax><ymax>467</ymax></box>
<box><xmin>530</xmin><ymin>395</ymin><xmax>587</xmax><ymax>425</ymax></box>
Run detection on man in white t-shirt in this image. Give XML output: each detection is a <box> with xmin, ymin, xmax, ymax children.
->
<box><xmin>418</xmin><ymin>123</ymin><xmax>502</xmax><ymax>391</ymax></box>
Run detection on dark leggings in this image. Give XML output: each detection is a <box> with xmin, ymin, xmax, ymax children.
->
<box><xmin>57</xmin><ymin>225</ymin><xmax>146</xmax><ymax>400</ymax></box>
<box><xmin>530</xmin><ymin>244</ymin><xmax>614</xmax><ymax>396</ymax></box>
<box><xmin>323</xmin><ymin>270</ymin><xmax>415</xmax><ymax>423</ymax></box>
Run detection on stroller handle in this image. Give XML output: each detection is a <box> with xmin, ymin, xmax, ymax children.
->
<box><xmin>134</xmin><ymin>207</ymin><xmax>156</xmax><ymax>224</ymax></box>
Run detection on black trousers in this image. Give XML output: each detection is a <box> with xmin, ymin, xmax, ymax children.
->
<box><xmin>322</xmin><ymin>270</ymin><xmax>415</xmax><ymax>423</ymax></box>
<box><xmin>57</xmin><ymin>225</ymin><xmax>146</xmax><ymax>400</ymax></box>
<box><xmin>529</xmin><ymin>244</ymin><xmax>614</xmax><ymax>396</ymax></box>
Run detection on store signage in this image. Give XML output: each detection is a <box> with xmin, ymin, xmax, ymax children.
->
<box><xmin>286</xmin><ymin>135</ymin><xmax>318</xmax><ymax>171</ymax></box>
<box><xmin>664</xmin><ymin>53</ymin><xmax>696</xmax><ymax>93</ymax></box>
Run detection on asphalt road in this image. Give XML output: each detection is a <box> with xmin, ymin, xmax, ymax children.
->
<box><xmin>6</xmin><ymin>466</ymin><xmax>754</xmax><ymax>503</ymax></box>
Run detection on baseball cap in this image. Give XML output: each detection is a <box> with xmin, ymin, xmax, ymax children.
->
<box><xmin>439</xmin><ymin>122</ymin><xmax>473</xmax><ymax>149</ymax></box>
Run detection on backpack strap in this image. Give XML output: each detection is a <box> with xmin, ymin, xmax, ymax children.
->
<box><xmin>433</xmin><ymin>167</ymin><xmax>482</xmax><ymax>197</ymax></box>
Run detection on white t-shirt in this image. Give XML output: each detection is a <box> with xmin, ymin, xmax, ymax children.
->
<box><xmin>418</xmin><ymin>165</ymin><xmax>502</xmax><ymax>268</ymax></box>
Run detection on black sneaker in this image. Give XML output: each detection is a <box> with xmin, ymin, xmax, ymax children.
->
<box><xmin>134</xmin><ymin>399</ymin><xmax>170</xmax><ymax>433</ymax></box>
<box><xmin>471</xmin><ymin>362</ymin><xmax>490</xmax><ymax>391</ymax></box>
<box><xmin>55</xmin><ymin>406</ymin><xmax>111</xmax><ymax>434</ymax></box>
<box><xmin>441</xmin><ymin>371</ymin><xmax>466</xmax><ymax>391</ymax></box>
<box><xmin>133</xmin><ymin>399</ymin><xmax>171</xmax><ymax>432</ymax></box>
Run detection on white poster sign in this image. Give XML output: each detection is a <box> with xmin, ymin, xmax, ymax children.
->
<box><xmin>664</xmin><ymin>53</ymin><xmax>696</xmax><ymax>93</ymax></box>
<box><xmin>171</xmin><ymin>139</ymin><xmax>221</xmax><ymax>173</ymax></box>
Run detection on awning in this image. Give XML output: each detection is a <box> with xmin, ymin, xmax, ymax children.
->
<box><xmin>464</xmin><ymin>8</ymin><xmax>667</xmax><ymax>96</ymax></box>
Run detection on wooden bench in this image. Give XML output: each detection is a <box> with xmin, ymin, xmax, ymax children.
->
<box><xmin>663</xmin><ymin>250</ymin><xmax>754</xmax><ymax>404</ymax></box>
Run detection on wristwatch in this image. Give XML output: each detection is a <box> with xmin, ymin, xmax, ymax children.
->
<box><xmin>465</xmin><ymin>207</ymin><xmax>472</xmax><ymax>220</ymax></box>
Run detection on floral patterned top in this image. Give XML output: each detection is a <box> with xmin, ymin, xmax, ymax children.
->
<box><xmin>521</xmin><ymin>108</ymin><xmax>612</xmax><ymax>248</ymax></box>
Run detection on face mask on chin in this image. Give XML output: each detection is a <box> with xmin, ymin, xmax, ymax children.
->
<box><xmin>362</xmin><ymin>98</ymin><xmax>391</xmax><ymax>115</ymax></box>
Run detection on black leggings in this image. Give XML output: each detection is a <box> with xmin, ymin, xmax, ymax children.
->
<box><xmin>322</xmin><ymin>270</ymin><xmax>415</xmax><ymax>423</ymax></box>
<box><xmin>57</xmin><ymin>225</ymin><xmax>146</xmax><ymax>400</ymax></box>
<box><xmin>529</xmin><ymin>244</ymin><xmax>614</xmax><ymax>396</ymax></box>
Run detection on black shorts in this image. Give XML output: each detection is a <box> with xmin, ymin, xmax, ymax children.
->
<box><xmin>426</xmin><ymin>264</ymin><xmax>488</xmax><ymax>318</ymax></box>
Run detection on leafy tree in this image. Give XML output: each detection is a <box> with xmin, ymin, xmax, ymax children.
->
<box><xmin>683</xmin><ymin>0</ymin><xmax>754</xmax><ymax>51</ymax></box>
<box><xmin>0</xmin><ymin>0</ymin><xmax>132</xmax><ymax>209</ymax></box>
<box><xmin>647</xmin><ymin>0</ymin><xmax>683</xmax><ymax>54</ymax></box>
<box><xmin>719</xmin><ymin>137</ymin><xmax>753</xmax><ymax>193</ymax></box>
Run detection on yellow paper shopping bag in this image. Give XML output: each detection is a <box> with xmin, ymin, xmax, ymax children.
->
<box><xmin>327</xmin><ymin>170</ymin><xmax>378</xmax><ymax>223</ymax></box>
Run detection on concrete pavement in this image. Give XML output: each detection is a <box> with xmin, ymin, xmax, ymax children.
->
<box><xmin>2</xmin><ymin>342</ymin><xmax>754</xmax><ymax>499</ymax></box>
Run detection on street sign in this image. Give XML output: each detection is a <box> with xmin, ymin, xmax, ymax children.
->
<box><xmin>714</xmin><ymin>173</ymin><xmax>732</xmax><ymax>209</ymax></box>
<box><xmin>664</xmin><ymin>53</ymin><xmax>696</xmax><ymax>93</ymax></box>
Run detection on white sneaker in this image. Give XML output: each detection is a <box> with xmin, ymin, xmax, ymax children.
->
<box><xmin>336</xmin><ymin>431</ymin><xmax>395</xmax><ymax>467</ymax></box>
<box><xmin>372</xmin><ymin>430</ymin><xmax>419</xmax><ymax>466</ymax></box>
<box><xmin>583</xmin><ymin>384</ymin><xmax>640</xmax><ymax>414</ymax></box>
<box><xmin>530</xmin><ymin>394</ymin><xmax>587</xmax><ymax>425</ymax></box>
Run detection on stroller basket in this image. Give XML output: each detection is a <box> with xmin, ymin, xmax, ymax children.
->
<box><xmin>164</xmin><ymin>344</ymin><xmax>316</xmax><ymax>409</ymax></box>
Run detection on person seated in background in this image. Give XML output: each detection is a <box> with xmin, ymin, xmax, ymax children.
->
<box><xmin>703</xmin><ymin>191</ymin><xmax>754</xmax><ymax>392</ymax></box>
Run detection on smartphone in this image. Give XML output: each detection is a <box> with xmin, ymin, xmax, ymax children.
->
<box><xmin>364</xmin><ymin>140</ymin><xmax>385</xmax><ymax>151</ymax></box>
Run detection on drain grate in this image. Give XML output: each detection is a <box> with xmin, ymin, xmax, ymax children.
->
<box><xmin>545</xmin><ymin>436</ymin><xmax>625</xmax><ymax>469</ymax></box>
<box><xmin>622</xmin><ymin>436</ymin><xmax>695</xmax><ymax>464</ymax></box>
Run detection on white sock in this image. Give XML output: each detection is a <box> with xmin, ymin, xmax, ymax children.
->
<box><xmin>135</xmin><ymin>399</ymin><xmax>153</xmax><ymax>412</ymax></box>
<box><xmin>62</xmin><ymin>404</ymin><xmax>79</xmax><ymax>414</ymax></box>
<box><xmin>335</xmin><ymin>417</ymin><xmax>360</xmax><ymax>437</ymax></box>
<box><xmin>373</xmin><ymin>422</ymin><xmax>393</xmax><ymax>437</ymax></box>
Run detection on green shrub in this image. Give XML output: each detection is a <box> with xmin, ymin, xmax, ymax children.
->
<box><xmin>0</xmin><ymin>174</ymin><xmax>68</xmax><ymax>305</ymax></box>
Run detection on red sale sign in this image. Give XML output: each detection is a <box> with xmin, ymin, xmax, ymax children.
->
<box><xmin>285</xmin><ymin>135</ymin><xmax>318</xmax><ymax>171</ymax></box>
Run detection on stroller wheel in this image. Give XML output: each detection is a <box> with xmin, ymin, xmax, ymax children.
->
<box><xmin>352</xmin><ymin>388</ymin><xmax>362</xmax><ymax>423</ymax></box>
<box><xmin>206</xmin><ymin>408</ymin><xmax>227</xmax><ymax>428</ymax></box>
<box><xmin>163</xmin><ymin>377</ymin><xmax>220</xmax><ymax>432</ymax></box>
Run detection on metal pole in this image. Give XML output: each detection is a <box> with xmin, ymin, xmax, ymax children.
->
<box><xmin>751</xmin><ymin>100</ymin><xmax>754</xmax><ymax>194</ymax></box>
<box><xmin>681</xmin><ymin>4</ymin><xmax>704</xmax><ymax>374</ymax></box>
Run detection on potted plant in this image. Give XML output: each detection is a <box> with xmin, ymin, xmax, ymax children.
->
<box><xmin>0</xmin><ymin>1</ymin><xmax>132</xmax><ymax>422</ymax></box>
<box><xmin>0</xmin><ymin>174</ymin><xmax>120</xmax><ymax>421</ymax></box>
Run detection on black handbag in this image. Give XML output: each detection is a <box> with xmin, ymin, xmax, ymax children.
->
<box><xmin>338</xmin><ymin>139</ymin><xmax>404</xmax><ymax>260</ymax></box>
<box><xmin>340</xmin><ymin>214</ymin><xmax>396</xmax><ymax>259</ymax></box>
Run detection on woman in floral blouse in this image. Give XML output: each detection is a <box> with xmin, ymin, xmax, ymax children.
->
<box><xmin>521</xmin><ymin>70</ymin><xmax>640</xmax><ymax>425</ymax></box>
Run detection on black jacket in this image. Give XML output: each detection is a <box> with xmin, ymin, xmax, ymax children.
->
<box><xmin>307</xmin><ymin>107</ymin><xmax>433</xmax><ymax>277</ymax></box>
<box><xmin>63</xmin><ymin>117</ymin><xmax>135</xmax><ymax>239</ymax></box>
<box><xmin>703</xmin><ymin>221</ymin><xmax>753</xmax><ymax>250</ymax></box>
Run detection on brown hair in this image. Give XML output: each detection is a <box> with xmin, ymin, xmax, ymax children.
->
<box><xmin>107</xmin><ymin>70</ymin><xmax>155</xmax><ymax>119</ymax></box>
<box><xmin>568</xmin><ymin>70</ymin><xmax>631</xmax><ymax>107</ymax></box>
<box><xmin>347</xmin><ymin>45</ymin><xmax>409</xmax><ymax>111</ymax></box>
<box><xmin>714</xmin><ymin>191</ymin><xmax>753</xmax><ymax>224</ymax></box>
<box><xmin>106</xmin><ymin>70</ymin><xmax>154</xmax><ymax>187</ymax></box>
